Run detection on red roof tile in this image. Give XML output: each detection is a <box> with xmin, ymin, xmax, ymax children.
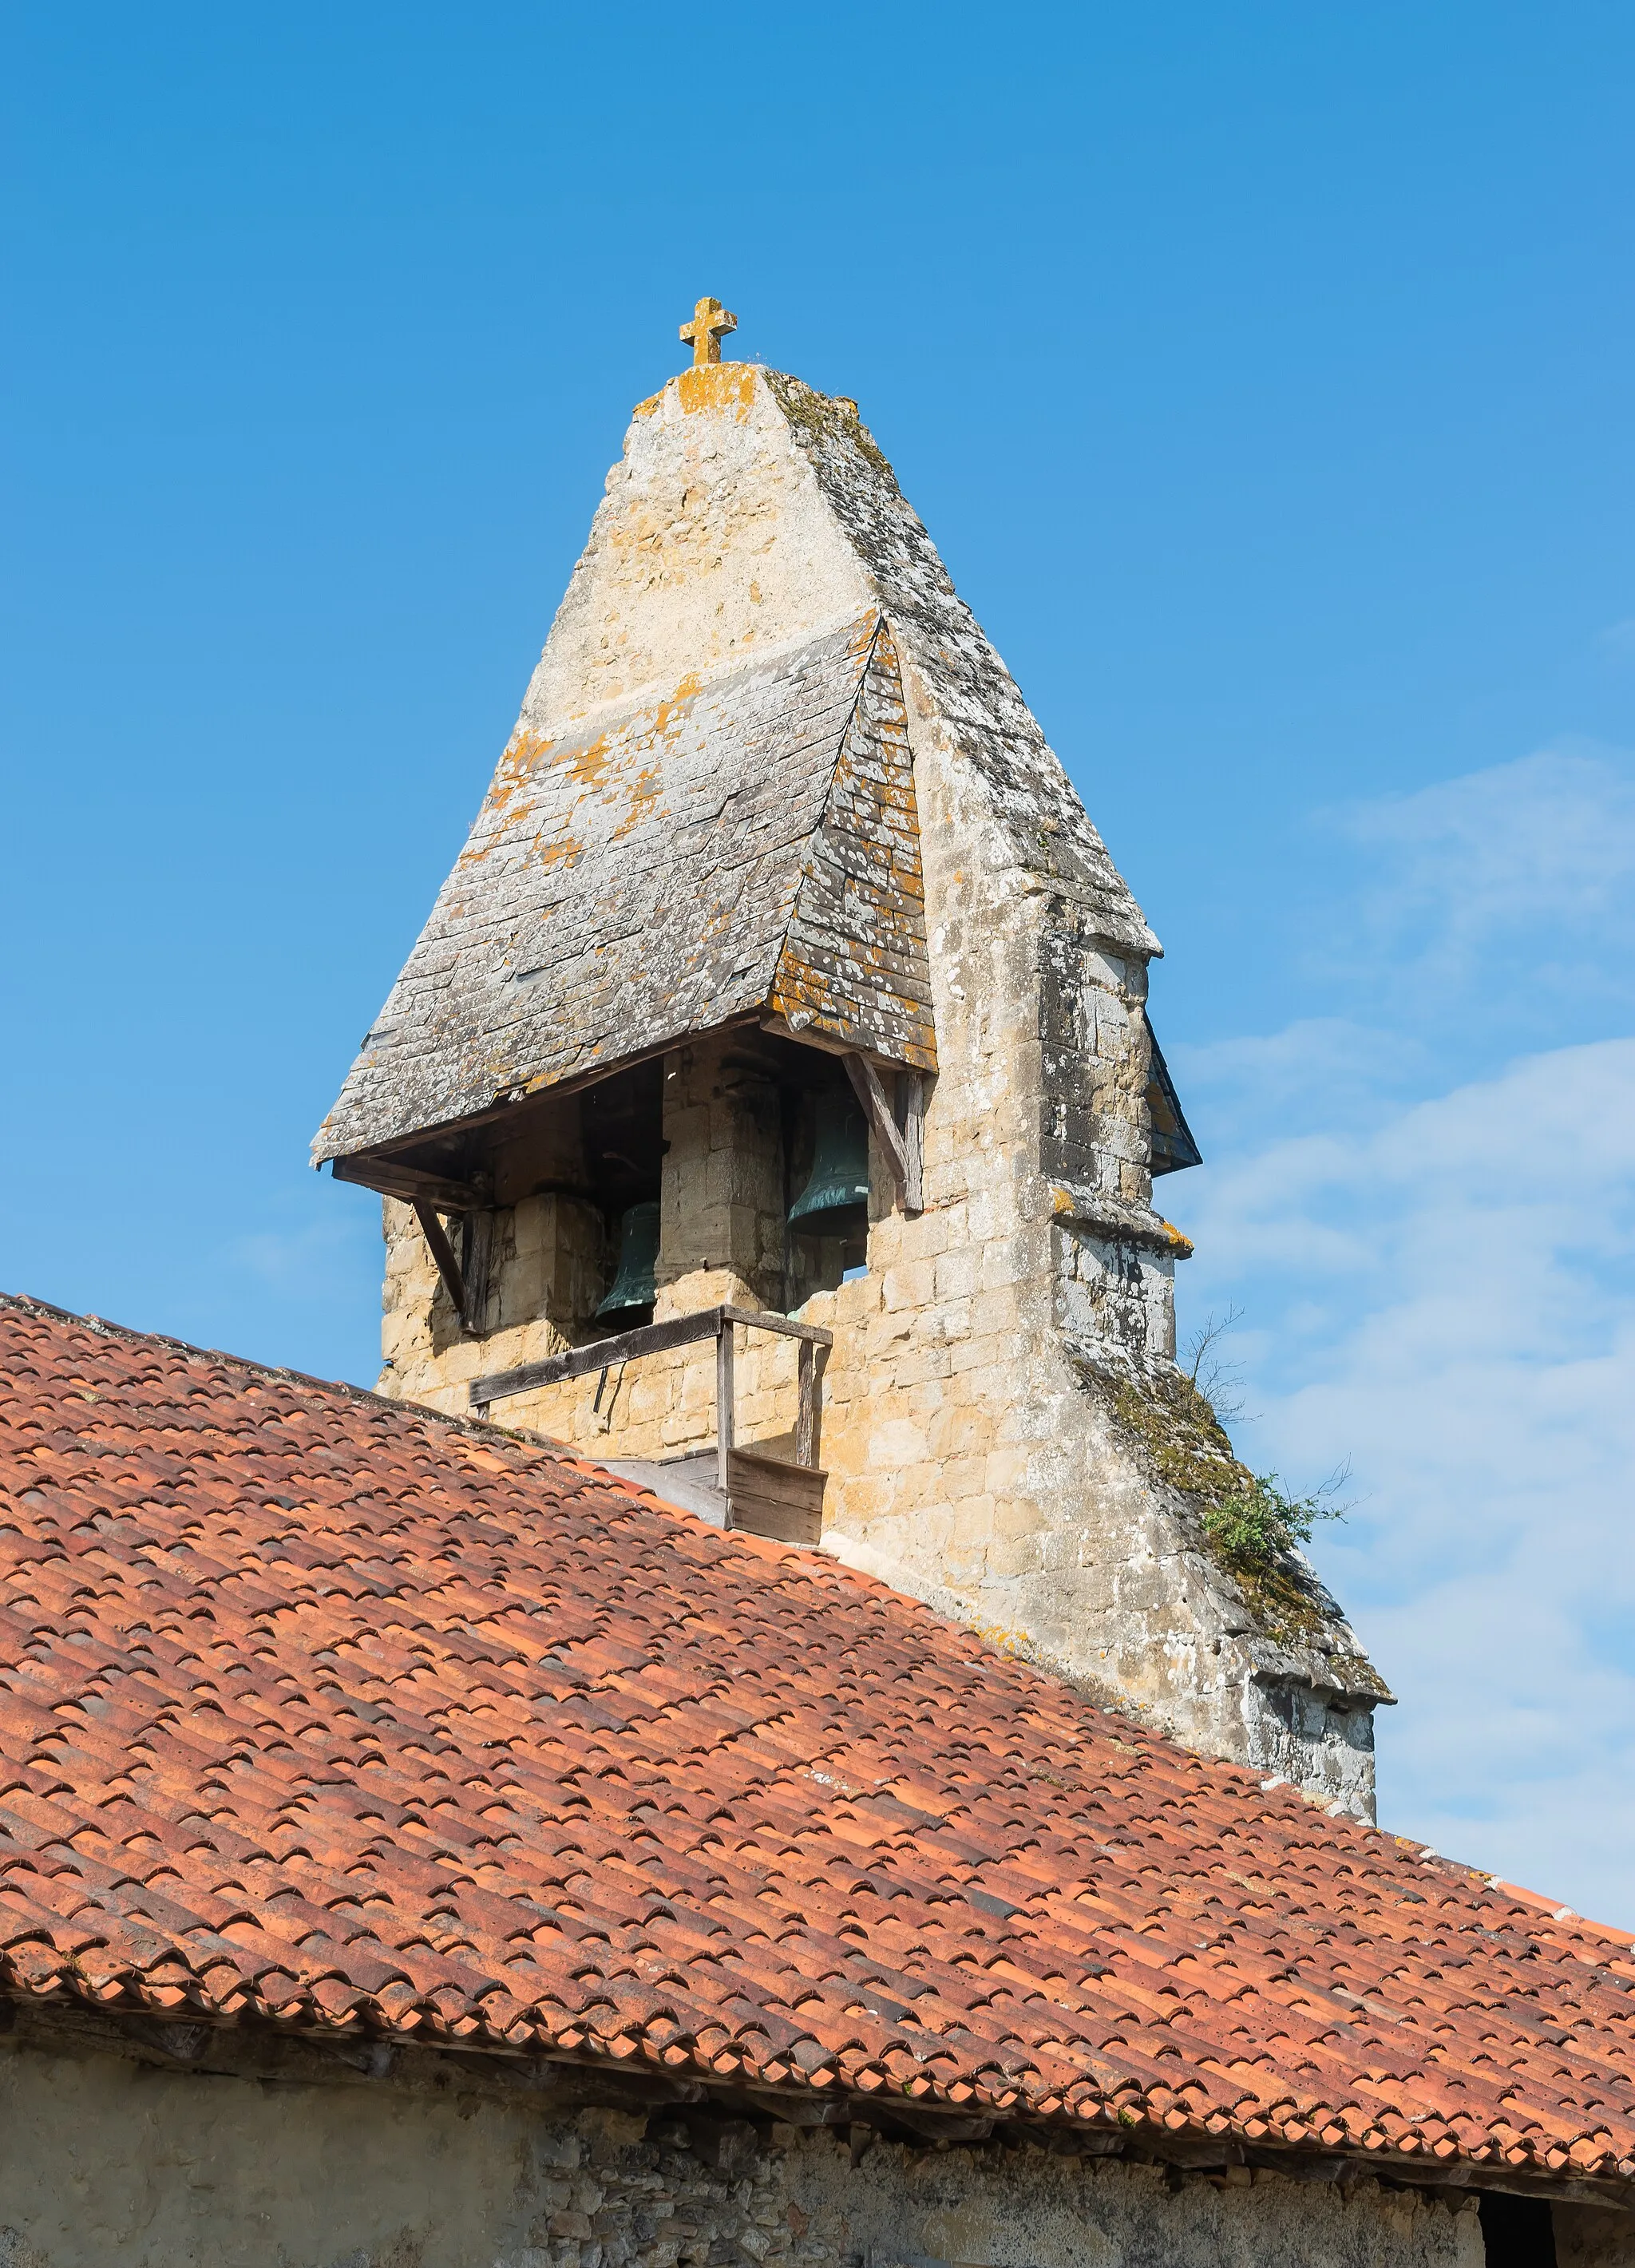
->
<box><xmin>1</xmin><ymin>1292</ymin><xmax>1632</xmax><ymax>2182</ymax></box>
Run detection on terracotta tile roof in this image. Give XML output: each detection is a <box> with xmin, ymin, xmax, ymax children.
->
<box><xmin>2</xmin><ymin>1293</ymin><xmax>1633</xmax><ymax>2186</ymax></box>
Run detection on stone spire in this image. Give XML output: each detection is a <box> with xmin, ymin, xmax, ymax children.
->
<box><xmin>315</xmin><ymin>328</ymin><xmax>1388</xmax><ymax>1819</ymax></box>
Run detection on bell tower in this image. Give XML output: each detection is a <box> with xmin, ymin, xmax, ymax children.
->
<box><xmin>316</xmin><ymin>307</ymin><xmax>1390</xmax><ymax>1818</ymax></box>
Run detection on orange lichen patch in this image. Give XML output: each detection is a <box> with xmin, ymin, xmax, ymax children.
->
<box><xmin>677</xmin><ymin>362</ymin><xmax>758</xmax><ymax>420</ymax></box>
<box><xmin>465</xmin><ymin>728</ymin><xmax>545</xmax><ymax>832</ymax></box>
<box><xmin>608</xmin><ymin>766</ymin><xmax>662</xmax><ymax>845</ymax></box>
<box><xmin>650</xmin><ymin>671</ymin><xmax>702</xmax><ymax>726</ymax></box>
<box><xmin>562</xmin><ymin>730</ymin><xmax>613</xmax><ymax>790</ymax></box>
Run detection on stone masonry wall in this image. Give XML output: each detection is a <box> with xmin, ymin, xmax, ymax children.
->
<box><xmin>0</xmin><ymin>2025</ymin><xmax>1491</xmax><ymax>2268</ymax></box>
<box><xmin>368</xmin><ymin>364</ymin><xmax>1388</xmax><ymax>1820</ymax></box>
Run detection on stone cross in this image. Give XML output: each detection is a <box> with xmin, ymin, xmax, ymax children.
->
<box><xmin>679</xmin><ymin>296</ymin><xmax>738</xmax><ymax>367</ymax></box>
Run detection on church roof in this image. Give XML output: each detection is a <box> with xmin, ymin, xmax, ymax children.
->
<box><xmin>315</xmin><ymin>612</ymin><xmax>933</xmax><ymax>1167</ymax></box>
<box><xmin>2</xmin><ymin>1293</ymin><xmax>1633</xmax><ymax>2193</ymax></box>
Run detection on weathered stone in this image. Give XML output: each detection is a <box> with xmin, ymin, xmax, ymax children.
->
<box><xmin>0</xmin><ymin>2022</ymin><xmax>1505</xmax><ymax>2268</ymax></box>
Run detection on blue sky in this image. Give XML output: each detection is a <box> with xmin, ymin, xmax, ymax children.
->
<box><xmin>6</xmin><ymin>4</ymin><xmax>1633</xmax><ymax>1920</ymax></box>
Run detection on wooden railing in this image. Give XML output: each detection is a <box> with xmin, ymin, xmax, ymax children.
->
<box><xmin>469</xmin><ymin>1305</ymin><xmax>834</xmax><ymax>1491</ymax></box>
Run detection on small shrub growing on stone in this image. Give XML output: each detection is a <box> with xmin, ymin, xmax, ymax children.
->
<box><xmin>1203</xmin><ymin>1474</ymin><xmax>1344</xmax><ymax>1570</ymax></box>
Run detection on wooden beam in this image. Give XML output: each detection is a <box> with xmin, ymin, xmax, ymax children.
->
<box><xmin>334</xmin><ymin>1155</ymin><xmax>487</xmax><ymax>1215</ymax></box>
<box><xmin>351</xmin><ymin>1014</ymin><xmax>769</xmax><ymax>1154</ymax></box>
<box><xmin>413</xmin><ymin>1205</ymin><xmax>467</xmax><ymax>1322</ymax></box>
<box><xmin>795</xmin><ymin>1340</ymin><xmax>817</xmax><ymax>1467</ymax></box>
<box><xmin>895</xmin><ymin>1070</ymin><xmax>925</xmax><ymax>1215</ymax></box>
<box><xmin>460</xmin><ymin>1210</ymin><xmax>497</xmax><ymax>1336</ymax></box>
<box><xmin>844</xmin><ymin>1053</ymin><xmax>923</xmax><ymax>1214</ymax></box>
<box><xmin>719</xmin><ymin>1304</ymin><xmax>833</xmax><ymax>1348</ymax></box>
<box><xmin>715</xmin><ymin>1324</ymin><xmax>734</xmax><ymax>1499</ymax></box>
<box><xmin>469</xmin><ymin>1304</ymin><xmax>833</xmax><ymax>1411</ymax></box>
<box><xmin>471</xmin><ymin>1308</ymin><xmax>725</xmax><ymax>1407</ymax></box>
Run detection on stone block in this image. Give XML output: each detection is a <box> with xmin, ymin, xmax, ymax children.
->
<box><xmin>932</xmin><ymin>1247</ymin><xmax>977</xmax><ymax>1303</ymax></box>
<box><xmin>866</xmin><ymin>1417</ymin><xmax>928</xmax><ymax>1469</ymax></box>
<box><xmin>881</xmin><ymin>1258</ymin><xmax>936</xmax><ymax>1313</ymax></box>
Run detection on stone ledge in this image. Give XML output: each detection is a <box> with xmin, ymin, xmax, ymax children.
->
<box><xmin>1050</xmin><ymin>1181</ymin><xmax>1194</xmax><ymax>1257</ymax></box>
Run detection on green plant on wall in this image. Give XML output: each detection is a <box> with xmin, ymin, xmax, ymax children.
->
<box><xmin>1202</xmin><ymin>1473</ymin><xmax>1346</xmax><ymax>1573</ymax></box>
<box><xmin>1103</xmin><ymin>1307</ymin><xmax>1354</xmax><ymax>1637</ymax></box>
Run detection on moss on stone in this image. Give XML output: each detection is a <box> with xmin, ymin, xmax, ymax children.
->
<box><xmin>1110</xmin><ymin>1367</ymin><xmax>1247</xmax><ymax>1502</ymax></box>
<box><xmin>1103</xmin><ymin>1367</ymin><xmax>1333</xmax><ymax>1647</ymax></box>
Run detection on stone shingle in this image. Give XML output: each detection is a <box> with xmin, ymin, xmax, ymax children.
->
<box><xmin>315</xmin><ymin>614</ymin><xmax>933</xmax><ymax>1165</ymax></box>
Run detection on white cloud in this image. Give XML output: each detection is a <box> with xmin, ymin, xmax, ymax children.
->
<box><xmin>1177</xmin><ymin>1039</ymin><xmax>1635</xmax><ymax>1926</ymax></box>
<box><xmin>1167</xmin><ymin>1019</ymin><xmax>1430</xmax><ymax>1146</ymax></box>
<box><xmin>1319</xmin><ymin>741</ymin><xmax>1635</xmax><ymax>1011</ymax></box>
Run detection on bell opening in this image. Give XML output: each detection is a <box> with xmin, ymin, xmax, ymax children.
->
<box><xmin>596</xmin><ymin>1198</ymin><xmax>660</xmax><ymax>1326</ymax></box>
<box><xmin>786</xmin><ymin>1083</ymin><xmax>870</xmax><ymax>1304</ymax></box>
<box><xmin>789</xmin><ymin>1091</ymin><xmax>869</xmax><ymax>1227</ymax></box>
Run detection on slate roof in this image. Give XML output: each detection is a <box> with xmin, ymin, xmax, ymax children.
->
<box><xmin>2</xmin><ymin>1293</ymin><xmax>1633</xmax><ymax>2189</ymax></box>
<box><xmin>758</xmin><ymin>373</ymin><xmax>1161</xmax><ymax>963</ymax></box>
<box><xmin>315</xmin><ymin>613</ymin><xmax>934</xmax><ymax>1167</ymax></box>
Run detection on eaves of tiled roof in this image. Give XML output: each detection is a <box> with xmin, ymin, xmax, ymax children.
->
<box><xmin>1</xmin><ymin>1293</ymin><xmax>1632</xmax><ymax>2196</ymax></box>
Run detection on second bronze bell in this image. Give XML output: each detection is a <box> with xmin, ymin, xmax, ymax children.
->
<box><xmin>789</xmin><ymin>1092</ymin><xmax>870</xmax><ymax>1229</ymax></box>
<box><xmin>597</xmin><ymin>1200</ymin><xmax>660</xmax><ymax>1319</ymax></box>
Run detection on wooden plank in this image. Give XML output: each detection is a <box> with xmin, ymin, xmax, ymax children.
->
<box><xmin>470</xmin><ymin>1307</ymin><xmax>724</xmax><ymax>1407</ymax></box>
<box><xmin>727</xmin><ymin>1449</ymin><xmax>825</xmax><ymax>1546</ymax></box>
<box><xmin>468</xmin><ymin>1303</ymin><xmax>832</xmax><ymax>1410</ymax></box>
<box><xmin>720</xmin><ymin>1304</ymin><xmax>833</xmax><ymax>1348</ymax></box>
<box><xmin>730</xmin><ymin>1450</ymin><xmax>828</xmax><ymax>1508</ymax></box>
<box><xmin>795</xmin><ymin>1340</ymin><xmax>816</xmax><ymax>1466</ymax></box>
<box><xmin>460</xmin><ymin>1209</ymin><xmax>497</xmax><ymax>1336</ymax></box>
<box><xmin>413</xmin><ymin>1205</ymin><xmax>467</xmax><ymax>1320</ymax></box>
<box><xmin>715</xmin><ymin>1324</ymin><xmax>734</xmax><ymax>1496</ymax></box>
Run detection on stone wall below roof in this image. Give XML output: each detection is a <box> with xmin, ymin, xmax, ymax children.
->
<box><xmin>0</xmin><ymin>2026</ymin><xmax>1493</xmax><ymax>2268</ymax></box>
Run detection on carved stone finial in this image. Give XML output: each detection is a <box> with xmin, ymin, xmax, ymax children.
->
<box><xmin>679</xmin><ymin>295</ymin><xmax>738</xmax><ymax>367</ymax></box>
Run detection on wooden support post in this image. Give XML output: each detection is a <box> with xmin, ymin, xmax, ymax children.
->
<box><xmin>896</xmin><ymin>1070</ymin><xmax>924</xmax><ymax>1215</ymax></box>
<box><xmin>715</xmin><ymin>1319</ymin><xmax>735</xmax><ymax>1504</ymax></box>
<box><xmin>795</xmin><ymin>1338</ymin><xmax>817</xmax><ymax>1467</ymax></box>
<box><xmin>414</xmin><ymin>1204</ymin><xmax>467</xmax><ymax>1321</ymax></box>
<box><xmin>460</xmin><ymin>1210</ymin><xmax>496</xmax><ymax>1337</ymax></box>
<box><xmin>844</xmin><ymin>1054</ymin><xmax>922</xmax><ymax>1215</ymax></box>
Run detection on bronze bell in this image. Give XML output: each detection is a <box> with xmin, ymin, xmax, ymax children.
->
<box><xmin>596</xmin><ymin>1201</ymin><xmax>660</xmax><ymax>1319</ymax></box>
<box><xmin>789</xmin><ymin>1091</ymin><xmax>870</xmax><ymax>1228</ymax></box>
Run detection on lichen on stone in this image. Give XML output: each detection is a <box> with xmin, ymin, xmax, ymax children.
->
<box><xmin>765</xmin><ymin>368</ymin><xmax>893</xmax><ymax>478</ymax></box>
